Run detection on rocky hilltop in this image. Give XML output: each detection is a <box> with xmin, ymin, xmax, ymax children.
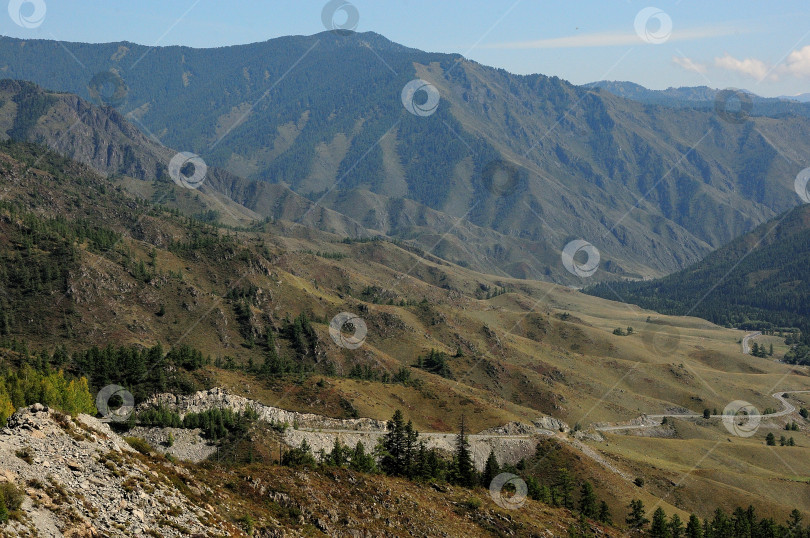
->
<box><xmin>0</xmin><ymin>404</ymin><xmax>238</xmax><ymax>537</ymax></box>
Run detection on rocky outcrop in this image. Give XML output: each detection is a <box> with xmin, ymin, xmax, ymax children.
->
<box><xmin>141</xmin><ymin>388</ymin><xmax>561</xmax><ymax>470</ymax></box>
<box><xmin>127</xmin><ymin>426</ymin><xmax>217</xmax><ymax>462</ymax></box>
<box><xmin>283</xmin><ymin>428</ymin><xmax>550</xmax><ymax>471</ymax></box>
<box><xmin>532</xmin><ymin>416</ymin><xmax>570</xmax><ymax>433</ymax></box>
<box><xmin>141</xmin><ymin>387</ymin><xmax>389</xmax><ymax>432</ymax></box>
<box><xmin>0</xmin><ymin>404</ymin><xmax>235</xmax><ymax>537</ymax></box>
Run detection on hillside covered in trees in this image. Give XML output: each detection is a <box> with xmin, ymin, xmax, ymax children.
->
<box><xmin>586</xmin><ymin>203</ymin><xmax>810</xmax><ymax>345</ymax></box>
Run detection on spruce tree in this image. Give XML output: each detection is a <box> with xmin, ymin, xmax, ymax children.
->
<box><xmin>415</xmin><ymin>441</ymin><xmax>429</xmax><ymax>479</ymax></box>
<box><xmin>649</xmin><ymin>507</ymin><xmax>669</xmax><ymax>538</ymax></box>
<box><xmin>481</xmin><ymin>449</ymin><xmax>500</xmax><ymax>487</ymax></box>
<box><xmin>403</xmin><ymin>419</ymin><xmax>418</xmax><ymax>477</ymax></box>
<box><xmin>597</xmin><ymin>500</ymin><xmax>612</xmax><ymax>524</ymax></box>
<box><xmin>380</xmin><ymin>410</ymin><xmax>417</xmax><ymax>476</ymax></box>
<box><xmin>556</xmin><ymin>468</ymin><xmax>575</xmax><ymax>509</ymax></box>
<box><xmin>626</xmin><ymin>499</ymin><xmax>649</xmax><ymax>529</ymax></box>
<box><xmin>578</xmin><ymin>481</ymin><xmax>597</xmax><ymax>518</ymax></box>
<box><xmin>787</xmin><ymin>509</ymin><xmax>803</xmax><ymax>535</ymax></box>
<box><xmin>325</xmin><ymin>438</ymin><xmax>348</xmax><ymax>467</ymax></box>
<box><xmin>349</xmin><ymin>441</ymin><xmax>375</xmax><ymax>473</ymax></box>
<box><xmin>669</xmin><ymin>513</ymin><xmax>684</xmax><ymax>538</ymax></box>
<box><xmin>685</xmin><ymin>514</ymin><xmax>702</xmax><ymax>538</ymax></box>
<box><xmin>451</xmin><ymin>414</ymin><xmax>476</xmax><ymax>487</ymax></box>
<box><xmin>710</xmin><ymin>508</ymin><xmax>731</xmax><ymax>537</ymax></box>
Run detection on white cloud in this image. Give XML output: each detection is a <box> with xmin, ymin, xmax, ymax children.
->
<box><xmin>481</xmin><ymin>25</ymin><xmax>743</xmax><ymax>50</ymax></box>
<box><xmin>783</xmin><ymin>45</ymin><xmax>810</xmax><ymax>77</ymax></box>
<box><xmin>714</xmin><ymin>53</ymin><xmax>770</xmax><ymax>80</ymax></box>
<box><xmin>672</xmin><ymin>56</ymin><xmax>707</xmax><ymax>74</ymax></box>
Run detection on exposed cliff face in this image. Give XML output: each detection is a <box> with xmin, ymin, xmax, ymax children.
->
<box><xmin>139</xmin><ymin>388</ymin><xmax>568</xmax><ymax>470</ymax></box>
<box><xmin>142</xmin><ymin>387</ymin><xmax>389</xmax><ymax>432</ymax></box>
<box><xmin>0</xmin><ymin>404</ymin><xmax>239</xmax><ymax>537</ymax></box>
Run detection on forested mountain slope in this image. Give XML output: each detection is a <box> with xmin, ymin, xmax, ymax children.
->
<box><xmin>2</xmin><ymin>32</ymin><xmax>810</xmax><ymax>281</ymax></box>
<box><xmin>586</xmin><ymin>203</ymin><xmax>810</xmax><ymax>338</ymax></box>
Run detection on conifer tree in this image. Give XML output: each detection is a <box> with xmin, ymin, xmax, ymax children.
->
<box><xmin>349</xmin><ymin>441</ymin><xmax>376</xmax><ymax>473</ymax></box>
<box><xmin>380</xmin><ymin>410</ymin><xmax>418</xmax><ymax>476</ymax></box>
<box><xmin>597</xmin><ymin>501</ymin><xmax>612</xmax><ymax>524</ymax></box>
<box><xmin>556</xmin><ymin>468</ymin><xmax>575</xmax><ymax>509</ymax></box>
<box><xmin>685</xmin><ymin>514</ymin><xmax>703</xmax><ymax>538</ymax></box>
<box><xmin>626</xmin><ymin>499</ymin><xmax>649</xmax><ymax>529</ymax></box>
<box><xmin>451</xmin><ymin>414</ymin><xmax>476</xmax><ymax>487</ymax></box>
<box><xmin>669</xmin><ymin>513</ymin><xmax>684</xmax><ymax>538</ymax></box>
<box><xmin>481</xmin><ymin>449</ymin><xmax>500</xmax><ymax>488</ymax></box>
<box><xmin>649</xmin><ymin>507</ymin><xmax>669</xmax><ymax>538</ymax></box>
<box><xmin>578</xmin><ymin>481</ymin><xmax>597</xmax><ymax>518</ymax></box>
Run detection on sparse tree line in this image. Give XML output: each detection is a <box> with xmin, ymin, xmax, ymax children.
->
<box><xmin>765</xmin><ymin>432</ymin><xmax>797</xmax><ymax>447</ymax></box>
<box><xmin>273</xmin><ymin>410</ymin><xmax>810</xmax><ymax>536</ymax></box>
<box><xmin>278</xmin><ymin>410</ymin><xmax>620</xmax><ymax>526</ymax></box>
<box><xmin>749</xmin><ymin>342</ymin><xmax>774</xmax><ymax>358</ymax></box>
<box><xmin>2</xmin><ymin>342</ymin><xmax>809</xmax><ymax>535</ymax></box>
<box><xmin>134</xmin><ymin>405</ymin><xmax>258</xmax><ymax>442</ymax></box>
<box><xmin>625</xmin><ymin>499</ymin><xmax>809</xmax><ymax>538</ymax></box>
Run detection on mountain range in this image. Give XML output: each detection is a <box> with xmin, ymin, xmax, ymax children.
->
<box><xmin>2</xmin><ymin>32</ymin><xmax>809</xmax><ymax>283</ymax></box>
<box><xmin>586</xmin><ymin>80</ymin><xmax>810</xmax><ymax>117</ymax></box>
<box><xmin>0</xmin><ymin>30</ymin><xmax>810</xmax><ymax>533</ymax></box>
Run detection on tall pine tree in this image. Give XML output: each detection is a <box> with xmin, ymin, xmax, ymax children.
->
<box><xmin>451</xmin><ymin>414</ymin><xmax>476</xmax><ymax>487</ymax></box>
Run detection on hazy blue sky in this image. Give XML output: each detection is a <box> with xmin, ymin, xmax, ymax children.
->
<box><xmin>4</xmin><ymin>0</ymin><xmax>810</xmax><ymax>97</ymax></box>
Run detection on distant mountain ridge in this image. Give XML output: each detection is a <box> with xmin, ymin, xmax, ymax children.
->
<box><xmin>586</xmin><ymin>80</ymin><xmax>810</xmax><ymax>117</ymax></box>
<box><xmin>2</xmin><ymin>32</ymin><xmax>810</xmax><ymax>282</ymax></box>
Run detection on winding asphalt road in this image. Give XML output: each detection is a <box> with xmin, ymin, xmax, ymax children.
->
<box><xmin>742</xmin><ymin>331</ymin><xmax>762</xmax><ymax>354</ymax></box>
<box><xmin>595</xmin><ymin>390</ymin><xmax>810</xmax><ymax>431</ymax></box>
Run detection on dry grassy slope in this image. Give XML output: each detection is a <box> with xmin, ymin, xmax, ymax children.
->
<box><xmin>2</xmin><ymin>144</ymin><xmax>809</xmax><ymax>523</ymax></box>
<box><xmin>115</xmin><ymin>175</ymin><xmax>262</xmax><ymax>228</ymax></box>
<box><xmin>193</xmin><ymin>454</ymin><xmax>625</xmax><ymax>537</ymax></box>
